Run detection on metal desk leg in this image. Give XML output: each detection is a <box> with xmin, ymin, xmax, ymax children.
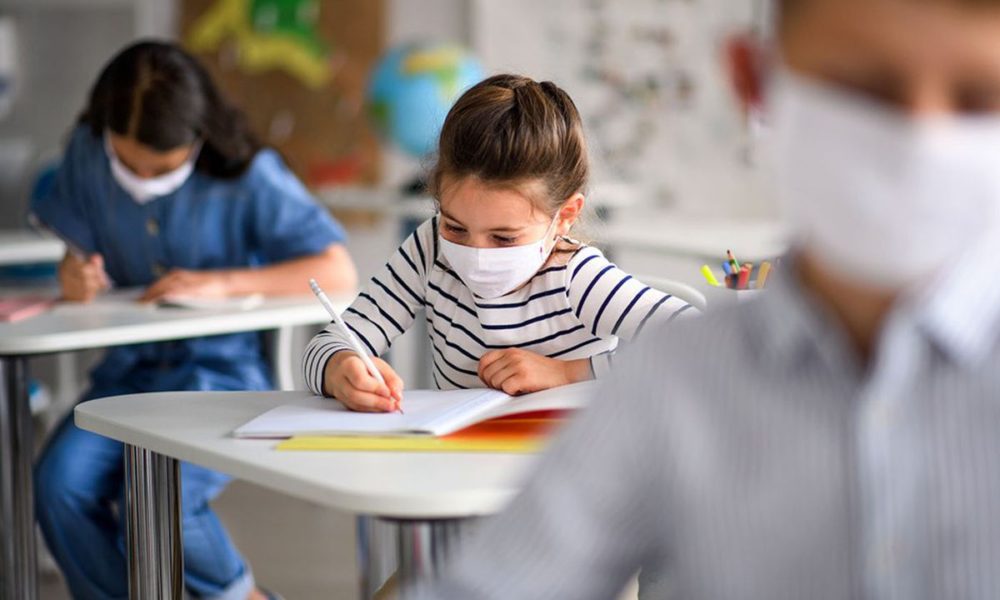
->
<box><xmin>124</xmin><ymin>445</ymin><xmax>183</xmax><ymax>599</ymax></box>
<box><xmin>394</xmin><ymin>518</ymin><xmax>467</xmax><ymax>599</ymax></box>
<box><xmin>0</xmin><ymin>356</ymin><xmax>36</xmax><ymax>600</ymax></box>
<box><xmin>357</xmin><ymin>516</ymin><xmax>399</xmax><ymax>599</ymax></box>
<box><xmin>271</xmin><ymin>326</ymin><xmax>297</xmax><ymax>392</ymax></box>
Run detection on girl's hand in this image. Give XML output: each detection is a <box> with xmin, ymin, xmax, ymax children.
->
<box><xmin>140</xmin><ymin>269</ymin><xmax>230</xmax><ymax>303</ymax></box>
<box><xmin>58</xmin><ymin>252</ymin><xmax>110</xmax><ymax>303</ymax></box>
<box><xmin>323</xmin><ymin>352</ymin><xmax>405</xmax><ymax>413</ymax></box>
<box><xmin>478</xmin><ymin>349</ymin><xmax>593</xmax><ymax>396</ymax></box>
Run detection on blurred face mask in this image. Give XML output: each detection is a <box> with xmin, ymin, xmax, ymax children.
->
<box><xmin>440</xmin><ymin>217</ymin><xmax>559</xmax><ymax>299</ymax></box>
<box><xmin>767</xmin><ymin>69</ymin><xmax>1000</xmax><ymax>291</ymax></box>
<box><xmin>104</xmin><ymin>132</ymin><xmax>199</xmax><ymax>204</ymax></box>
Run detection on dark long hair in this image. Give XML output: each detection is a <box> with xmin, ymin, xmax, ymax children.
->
<box><xmin>79</xmin><ymin>40</ymin><xmax>261</xmax><ymax>179</ymax></box>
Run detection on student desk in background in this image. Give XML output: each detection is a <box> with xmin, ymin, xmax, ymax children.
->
<box><xmin>75</xmin><ymin>391</ymin><xmax>535</xmax><ymax>600</ymax></box>
<box><xmin>0</xmin><ymin>230</ymin><xmax>65</xmax><ymax>267</ymax></box>
<box><xmin>599</xmin><ymin>213</ymin><xmax>789</xmax><ymax>264</ymax></box>
<box><xmin>0</xmin><ymin>294</ymin><xmax>348</xmax><ymax>600</ymax></box>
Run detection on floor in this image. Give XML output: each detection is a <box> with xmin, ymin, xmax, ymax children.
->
<box><xmin>37</xmin><ymin>478</ymin><xmax>641</xmax><ymax>599</ymax></box>
<box><xmin>38</xmin><ymin>480</ymin><xmax>361</xmax><ymax>599</ymax></box>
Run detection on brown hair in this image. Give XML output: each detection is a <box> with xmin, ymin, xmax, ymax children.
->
<box><xmin>430</xmin><ymin>74</ymin><xmax>589</xmax><ymax>219</ymax></box>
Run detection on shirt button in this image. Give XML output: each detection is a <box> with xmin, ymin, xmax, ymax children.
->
<box><xmin>146</xmin><ymin>219</ymin><xmax>159</xmax><ymax>236</ymax></box>
<box><xmin>152</xmin><ymin>263</ymin><xmax>166</xmax><ymax>277</ymax></box>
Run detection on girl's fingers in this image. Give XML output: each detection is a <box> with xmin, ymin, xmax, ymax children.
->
<box><xmin>480</xmin><ymin>355</ymin><xmax>514</xmax><ymax>387</ymax></box>
<box><xmin>342</xmin><ymin>359</ymin><xmax>391</xmax><ymax>396</ymax></box>
<box><xmin>67</xmin><ymin>272</ymin><xmax>105</xmax><ymax>298</ymax></box>
<box><xmin>487</xmin><ymin>364</ymin><xmax>521</xmax><ymax>390</ymax></box>
<box><xmin>494</xmin><ymin>371</ymin><xmax>527</xmax><ymax>396</ymax></box>
<box><xmin>477</xmin><ymin>350</ymin><xmax>505</xmax><ymax>380</ymax></box>
<box><xmin>140</xmin><ymin>286</ymin><xmax>167</xmax><ymax>302</ymax></box>
<box><xmin>339</xmin><ymin>389</ymin><xmax>397</xmax><ymax>413</ymax></box>
<box><xmin>374</xmin><ymin>359</ymin><xmax>405</xmax><ymax>400</ymax></box>
<box><xmin>65</xmin><ymin>263</ymin><xmax>102</xmax><ymax>282</ymax></box>
<box><xmin>141</xmin><ymin>279</ymin><xmax>168</xmax><ymax>301</ymax></box>
<box><xmin>141</xmin><ymin>274</ymin><xmax>186</xmax><ymax>301</ymax></box>
<box><xmin>96</xmin><ymin>266</ymin><xmax>111</xmax><ymax>289</ymax></box>
<box><xmin>82</xmin><ymin>270</ymin><xmax>107</xmax><ymax>288</ymax></box>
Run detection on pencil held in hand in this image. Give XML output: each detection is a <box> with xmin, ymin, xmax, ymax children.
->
<box><xmin>309</xmin><ymin>279</ymin><xmax>404</xmax><ymax>413</ymax></box>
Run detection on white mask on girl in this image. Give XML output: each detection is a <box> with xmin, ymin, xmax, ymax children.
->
<box><xmin>440</xmin><ymin>217</ymin><xmax>560</xmax><ymax>299</ymax></box>
<box><xmin>104</xmin><ymin>132</ymin><xmax>200</xmax><ymax>204</ymax></box>
<box><xmin>767</xmin><ymin>68</ymin><xmax>1000</xmax><ymax>291</ymax></box>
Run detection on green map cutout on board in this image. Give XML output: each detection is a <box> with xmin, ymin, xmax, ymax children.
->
<box><xmin>188</xmin><ymin>0</ymin><xmax>332</xmax><ymax>88</ymax></box>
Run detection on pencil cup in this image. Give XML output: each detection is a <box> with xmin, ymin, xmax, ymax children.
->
<box><xmin>700</xmin><ymin>284</ymin><xmax>763</xmax><ymax>310</ymax></box>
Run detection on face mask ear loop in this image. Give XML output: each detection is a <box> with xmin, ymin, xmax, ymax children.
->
<box><xmin>542</xmin><ymin>214</ymin><xmax>561</xmax><ymax>257</ymax></box>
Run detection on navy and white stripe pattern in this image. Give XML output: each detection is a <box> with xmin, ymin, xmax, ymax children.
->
<box><xmin>303</xmin><ymin>216</ymin><xmax>693</xmax><ymax>395</ymax></box>
<box><xmin>413</xmin><ymin>259</ymin><xmax>1000</xmax><ymax>599</ymax></box>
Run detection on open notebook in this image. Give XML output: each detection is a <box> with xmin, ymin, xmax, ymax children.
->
<box><xmin>233</xmin><ymin>381</ymin><xmax>597</xmax><ymax>439</ymax></box>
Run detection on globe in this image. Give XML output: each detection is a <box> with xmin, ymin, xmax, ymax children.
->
<box><xmin>368</xmin><ymin>42</ymin><xmax>486</xmax><ymax>158</ymax></box>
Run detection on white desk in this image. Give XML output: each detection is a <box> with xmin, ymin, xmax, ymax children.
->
<box><xmin>0</xmin><ymin>230</ymin><xmax>65</xmax><ymax>267</ymax></box>
<box><xmin>0</xmin><ymin>291</ymin><xmax>334</xmax><ymax>355</ymax></box>
<box><xmin>76</xmin><ymin>391</ymin><xmax>537</xmax><ymax>598</ymax></box>
<box><xmin>600</xmin><ymin>213</ymin><xmax>789</xmax><ymax>263</ymax></box>
<box><xmin>317</xmin><ymin>187</ymin><xmax>437</xmax><ymax>221</ymax></box>
<box><xmin>0</xmin><ymin>293</ymin><xmax>350</xmax><ymax>600</ymax></box>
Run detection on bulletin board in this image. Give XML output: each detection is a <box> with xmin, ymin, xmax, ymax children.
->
<box><xmin>180</xmin><ymin>0</ymin><xmax>385</xmax><ymax>187</ymax></box>
<box><xmin>472</xmin><ymin>0</ymin><xmax>775</xmax><ymax>217</ymax></box>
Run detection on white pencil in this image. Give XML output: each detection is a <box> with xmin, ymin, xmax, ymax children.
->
<box><xmin>309</xmin><ymin>279</ymin><xmax>402</xmax><ymax>413</ymax></box>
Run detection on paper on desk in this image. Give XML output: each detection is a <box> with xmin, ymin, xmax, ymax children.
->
<box><xmin>157</xmin><ymin>294</ymin><xmax>264</xmax><ymax>311</ymax></box>
<box><xmin>232</xmin><ymin>381</ymin><xmax>596</xmax><ymax>439</ymax></box>
<box><xmin>48</xmin><ymin>290</ymin><xmax>265</xmax><ymax>313</ymax></box>
<box><xmin>48</xmin><ymin>289</ymin><xmax>152</xmax><ymax>314</ymax></box>
<box><xmin>233</xmin><ymin>389</ymin><xmax>509</xmax><ymax>438</ymax></box>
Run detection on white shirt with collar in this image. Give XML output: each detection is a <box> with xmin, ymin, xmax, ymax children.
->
<box><xmin>413</xmin><ymin>245</ymin><xmax>1000</xmax><ymax>600</ymax></box>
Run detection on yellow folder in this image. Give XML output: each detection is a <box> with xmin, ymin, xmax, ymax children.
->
<box><xmin>276</xmin><ymin>416</ymin><xmax>564</xmax><ymax>454</ymax></box>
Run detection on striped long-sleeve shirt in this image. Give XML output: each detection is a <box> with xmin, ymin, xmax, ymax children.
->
<box><xmin>303</xmin><ymin>216</ymin><xmax>693</xmax><ymax>395</ymax></box>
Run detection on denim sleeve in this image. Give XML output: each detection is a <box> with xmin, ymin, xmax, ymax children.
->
<box><xmin>245</xmin><ymin>150</ymin><xmax>347</xmax><ymax>264</ymax></box>
<box><xmin>29</xmin><ymin>127</ymin><xmax>101</xmax><ymax>255</ymax></box>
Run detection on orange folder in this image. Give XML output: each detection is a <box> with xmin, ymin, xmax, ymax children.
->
<box><xmin>276</xmin><ymin>410</ymin><xmax>569</xmax><ymax>454</ymax></box>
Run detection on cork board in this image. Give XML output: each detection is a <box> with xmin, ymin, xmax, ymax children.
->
<box><xmin>180</xmin><ymin>0</ymin><xmax>385</xmax><ymax>187</ymax></box>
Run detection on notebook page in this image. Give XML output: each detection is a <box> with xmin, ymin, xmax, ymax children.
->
<box><xmin>233</xmin><ymin>389</ymin><xmax>509</xmax><ymax>438</ymax></box>
<box><xmin>481</xmin><ymin>381</ymin><xmax>597</xmax><ymax>420</ymax></box>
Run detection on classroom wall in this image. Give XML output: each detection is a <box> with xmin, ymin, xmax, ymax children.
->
<box><xmin>0</xmin><ymin>7</ymin><xmax>128</xmax><ymax>227</ymax></box>
<box><xmin>0</xmin><ymin>0</ymin><xmax>176</xmax><ymax>229</ymax></box>
<box><xmin>0</xmin><ymin>0</ymin><xmax>466</xmax><ymax>228</ymax></box>
<box><xmin>471</xmin><ymin>0</ymin><xmax>774</xmax><ymax>218</ymax></box>
<box><xmin>0</xmin><ymin>0</ymin><xmax>767</xmax><ymax>227</ymax></box>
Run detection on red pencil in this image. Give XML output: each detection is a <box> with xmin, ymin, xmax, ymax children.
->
<box><xmin>737</xmin><ymin>265</ymin><xmax>751</xmax><ymax>290</ymax></box>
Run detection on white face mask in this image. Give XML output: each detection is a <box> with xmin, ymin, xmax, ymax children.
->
<box><xmin>767</xmin><ymin>69</ymin><xmax>1000</xmax><ymax>291</ymax></box>
<box><xmin>440</xmin><ymin>217</ymin><xmax>559</xmax><ymax>299</ymax></box>
<box><xmin>104</xmin><ymin>132</ymin><xmax>199</xmax><ymax>204</ymax></box>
